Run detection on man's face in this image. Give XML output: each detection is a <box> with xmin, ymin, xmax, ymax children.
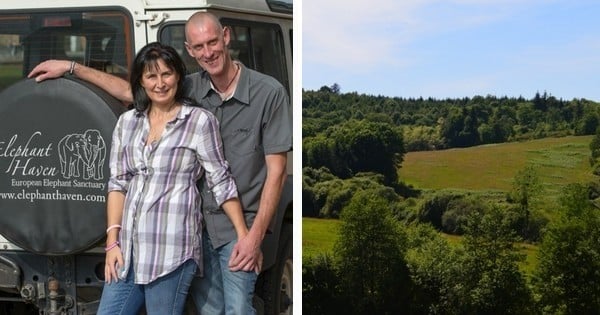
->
<box><xmin>185</xmin><ymin>22</ymin><xmax>230</xmax><ymax>78</ymax></box>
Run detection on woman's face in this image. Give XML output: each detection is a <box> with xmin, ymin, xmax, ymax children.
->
<box><xmin>140</xmin><ymin>58</ymin><xmax>179</xmax><ymax>107</ymax></box>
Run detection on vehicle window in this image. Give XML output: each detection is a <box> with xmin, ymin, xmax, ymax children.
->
<box><xmin>266</xmin><ymin>0</ymin><xmax>293</xmax><ymax>14</ymax></box>
<box><xmin>160</xmin><ymin>19</ymin><xmax>289</xmax><ymax>92</ymax></box>
<box><xmin>0</xmin><ymin>10</ymin><xmax>133</xmax><ymax>92</ymax></box>
<box><xmin>158</xmin><ymin>23</ymin><xmax>201</xmax><ymax>75</ymax></box>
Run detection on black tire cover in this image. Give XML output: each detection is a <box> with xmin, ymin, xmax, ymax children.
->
<box><xmin>0</xmin><ymin>77</ymin><xmax>125</xmax><ymax>255</ymax></box>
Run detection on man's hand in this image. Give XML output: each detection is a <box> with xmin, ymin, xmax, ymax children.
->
<box><xmin>229</xmin><ymin>232</ymin><xmax>263</xmax><ymax>273</ymax></box>
<box><xmin>28</xmin><ymin>60</ymin><xmax>71</xmax><ymax>82</ymax></box>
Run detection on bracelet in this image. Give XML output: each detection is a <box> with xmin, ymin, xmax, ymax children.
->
<box><xmin>69</xmin><ymin>60</ymin><xmax>76</xmax><ymax>75</ymax></box>
<box><xmin>105</xmin><ymin>241</ymin><xmax>120</xmax><ymax>252</ymax></box>
<box><xmin>106</xmin><ymin>224</ymin><xmax>122</xmax><ymax>234</ymax></box>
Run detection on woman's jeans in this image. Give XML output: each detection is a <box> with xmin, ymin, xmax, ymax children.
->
<box><xmin>97</xmin><ymin>259</ymin><xmax>197</xmax><ymax>315</ymax></box>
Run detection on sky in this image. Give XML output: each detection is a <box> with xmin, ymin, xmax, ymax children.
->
<box><xmin>302</xmin><ymin>0</ymin><xmax>600</xmax><ymax>101</ymax></box>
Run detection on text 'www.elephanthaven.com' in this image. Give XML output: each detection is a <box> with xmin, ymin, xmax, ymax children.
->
<box><xmin>0</xmin><ymin>189</ymin><xmax>105</xmax><ymax>203</ymax></box>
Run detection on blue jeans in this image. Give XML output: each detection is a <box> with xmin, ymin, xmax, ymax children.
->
<box><xmin>191</xmin><ymin>230</ymin><xmax>258</xmax><ymax>315</ymax></box>
<box><xmin>97</xmin><ymin>259</ymin><xmax>196</xmax><ymax>315</ymax></box>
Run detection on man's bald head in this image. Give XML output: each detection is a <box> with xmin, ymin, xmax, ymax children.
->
<box><xmin>185</xmin><ymin>12</ymin><xmax>224</xmax><ymax>41</ymax></box>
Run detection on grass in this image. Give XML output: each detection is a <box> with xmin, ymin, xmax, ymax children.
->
<box><xmin>518</xmin><ymin>242</ymin><xmax>539</xmax><ymax>276</ymax></box>
<box><xmin>400</xmin><ymin>136</ymin><xmax>595</xmax><ymax>195</ymax></box>
<box><xmin>302</xmin><ymin>217</ymin><xmax>340</xmax><ymax>261</ymax></box>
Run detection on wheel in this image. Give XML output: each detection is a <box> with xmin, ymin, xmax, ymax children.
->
<box><xmin>256</xmin><ymin>223</ymin><xmax>293</xmax><ymax>315</ymax></box>
<box><xmin>0</xmin><ymin>77</ymin><xmax>125</xmax><ymax>255</ymax></box>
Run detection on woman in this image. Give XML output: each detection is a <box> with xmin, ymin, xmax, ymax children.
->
<box><xmin>97</xmin><ymin>42</ymin><xmax>247</xmax><ymax>314</ymax></box>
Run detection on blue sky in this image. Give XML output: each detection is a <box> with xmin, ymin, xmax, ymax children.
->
<box><xmin>302</xmin><ymin>0</ymin><xmax>600</xmax><ymax>101</ymax></box>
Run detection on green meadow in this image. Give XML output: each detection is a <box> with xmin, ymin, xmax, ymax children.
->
<box><xmin>302</xmin><ymin>217</ymin><xmax>340</xmax><ymax>261</ymax></box>
<box><xmin>400</xmin><ymin>135</ymin><xmax>595</xmax><ymax>194</ymax></box>
<box><xmin>303</xmin><ymin>135</ymin><xmax>596</xmax><ymax>270</ymax></box>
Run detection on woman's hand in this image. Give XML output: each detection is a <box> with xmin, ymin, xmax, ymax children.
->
<box><xmin>104</xmin><ymin>245</ymin><xmax>124</xmax><ymax>284</ymax></box>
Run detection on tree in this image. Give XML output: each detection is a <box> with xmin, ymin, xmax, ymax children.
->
<box><xmin>327</xmin><ymin>119</ymin><xmax>404</xmax><ymax>185</ymax></box>
<box><xmin>456</xmin><ymin>206</ymin><xmax>534</xmax><ymax>314</ymax></box>
<box><xmin>405</xmin><ymin>224</ymin><xmax>462</xmax><ymax>314</ymax></box>
<box><xmin>438</xmin><ymin>108</ymin><xmax>465</xmax><ymax>147</ymax></box>
<box><xmin>576</xmin><ymin>111</ymin><xmax>599</xmax><ymax>135</ymax></box>
<box><xmin>302</xmin><ymin>171</ymin><xmax>401</xmax><ymax>218</ymax></box>
<box><xmin>416</xmin><ymin>190</ymin><xmax>462</xmax><ymax>230</ymax></box>
<box><xmin>302</xmin><ymin>166</ymin><xmax>337</xmax><ymax>217</ymax></box>
<box><xmin>303</xmin><ymin>135</ymin><xmax>348</xmax><ymax>177</ymax></box>
<box><xmin>589</xmin><ymin>127</ymin><xmax>600</xmax><ymax>166</ymax></box>
<box><xmin>533</xmin><ymin>183</ymin><xmax>600</xmax><ymax>314</ymax></box>
<box><xmin>509</xmin><ymin>164</ymin><xmax>542</xmax><ymax>238</ymax></box>
<box><xmin>516</xmin><ymin>102</ymin><xmax>542</xmax><ymax>133</ymax></box>
<box><xmin>407</xmin><ymin>208</ymin><xmax>534</xmax><ymax>314</ymax></box>
<box><xmin>330</xmin><ymin>83</ymin><xmax>341</xmax><ymax>94</ymax></box>
<box><xmin>334</xmin><ymin>190</ymin><xmax>411</xmax><ymax>314</ymax></box>
<box><xmin>302</xmin><ymin>254</ymin><xmax>346</xmax><ymax>314</ymax></box>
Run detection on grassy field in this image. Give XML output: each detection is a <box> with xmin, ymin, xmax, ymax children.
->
<box><xmin>302</xmin><ymin>217</ymin><xmax>340</xmax><ymax>260</ymax></box>
<box><xmin>400</xmin><ymin>135</ymin><xmax>595</xmax><ymax>194</ymax></box>
<box><xmin>303</xmin><ymin>135</ymin><xmax>596</xmax><ymax>271</ymax></box>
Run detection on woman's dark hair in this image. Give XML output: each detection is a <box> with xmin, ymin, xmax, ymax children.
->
<box><xmin>130</xmin><ymin>42</ymin><xmax>188</xmax><ymax>112</ymax></box>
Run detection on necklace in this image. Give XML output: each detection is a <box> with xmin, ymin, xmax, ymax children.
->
<box><xmin>215</xmin><ymin>63</ymin><xmax>240</xmax><ymax>93</ymax></box>
<box><xmin>147</xmin><ymin>102</ymin><xmax>179</xmax><ymax>145</ymax></box>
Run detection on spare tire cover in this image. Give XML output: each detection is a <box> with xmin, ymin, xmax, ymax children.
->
<box><xmin>0</xmin><ymin>77</ymin><xmax>125</xmax><ymax>255</ymax></box>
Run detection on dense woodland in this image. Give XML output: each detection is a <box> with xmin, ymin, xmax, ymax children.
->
<box><xmin>304</xmin><ymin>85</ymin><xmax>600</xmax><ymax>152</ymax></box>
<box><xmin>302</xmin><ymin>85</ymin><xmax>600</xmax><ymax>314</ymax></box>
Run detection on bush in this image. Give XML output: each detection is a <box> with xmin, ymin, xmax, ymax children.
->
<box><xmin>417</xmin><ymin>191</ymin><xmax>464</xmax><ymax>230</ymax></box>
<box><xmin>441</xmin><ymin>197</ymin><xmax>485</xmax><ymax>235</ymax></box>
<box><xmin>302</xmin><ymin>254</ymin><xmax>346</xmax><ymax>315</ymax></box>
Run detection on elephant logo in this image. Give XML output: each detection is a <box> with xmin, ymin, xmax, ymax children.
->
<box><xmin>58</xmin><ymin>130</ymin><xmax>107</xmax><ymax>180</ymax></box>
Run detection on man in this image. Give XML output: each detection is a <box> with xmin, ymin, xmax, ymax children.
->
<box><xmin>29</xmin><ymin>11</ymin><xmax>292</xmax><ymax>315</ymax></box>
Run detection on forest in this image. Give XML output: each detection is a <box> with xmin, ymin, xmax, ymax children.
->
<box><xmin>302</xmin><ymin>85</ymin><xmax>600</xmax><ymax>314</ymax></box>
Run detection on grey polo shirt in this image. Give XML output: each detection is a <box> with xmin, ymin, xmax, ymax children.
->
<box><xmin>184</xmin><ymin>63</ymin><xmax>292</xmax><ymax>248</ymax></box>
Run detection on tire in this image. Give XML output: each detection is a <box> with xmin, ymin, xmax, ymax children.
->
<box><xmin>256</xmin><ymin>223</ymin><xmax>293</xmax><ymax>315</ymax></box>
<box><xmin>0</xmin><ymin>77</ymin><xmax>125</xmax><ymax>255</ymax></box>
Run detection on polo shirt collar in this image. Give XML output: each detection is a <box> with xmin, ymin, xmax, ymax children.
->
<box><xmin>232</xmin><ymin>62</ymin><xmax>250</xmax><ymax>106</ymax></box>
<box><xmin>199</xmin><ymin>61</ymin><xmax>251</xmax><ymax>106</ymax></box>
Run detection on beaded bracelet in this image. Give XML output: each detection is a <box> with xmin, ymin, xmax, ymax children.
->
<box><xmin>105</xmin><ymin>241</ymin><xmax>120</xmax><ymax>252</ymax></box>
<box><xmin>69</xmin><ymin>60</ymin><xmax>76</xmax><ymax>75</ymax></box>
<box><xmin>106</xmin><ymin>224</ymin><xmax>122</xmax><ymax>234</ymax></box>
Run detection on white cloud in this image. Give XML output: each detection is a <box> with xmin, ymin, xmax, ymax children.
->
<box><xmin>303</xmin><ymin>0</ymin><xmax>424</xmax><ymax>72</ymax></box>
<box><xmin>303</xmin><ymin>0</ymin><xmax>541</xmax><ymax>74</ymax></box>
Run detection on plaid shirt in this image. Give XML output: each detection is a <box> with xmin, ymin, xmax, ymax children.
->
<box><xmin>108</xmin><ymin>105</ymin><xmax>237</xmax><ymax>284</ymax></box>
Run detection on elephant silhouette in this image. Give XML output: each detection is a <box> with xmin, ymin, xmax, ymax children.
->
<box><xmin>58</xmin><ymin>134</ymin><xmax>89</xmax><ymax>179</ymax></box>
<box><xmin>82</xmin><ymin>129</ymin><xmax>106</xmax><ymax>180</ymax></box>
<box><xmin>57</xmin><ymin>130</ymin><xmax>108</xmax><ymax>180</ymax></box>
